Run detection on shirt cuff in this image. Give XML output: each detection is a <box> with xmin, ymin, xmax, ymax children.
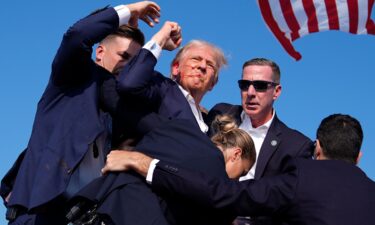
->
<box><xmin>143</xmin><ymin>40</ymin><xmax>162</xmax><ymax>60</ymax></box>
<box><xmin>114</xmin><ymin>5</ymin><xmax>131</xmax><ymax>26</ymax></box>
<box><xmin>146</xmin><ymin>159</ymin><xmax>160</xmax><ymax>184</ymax></box>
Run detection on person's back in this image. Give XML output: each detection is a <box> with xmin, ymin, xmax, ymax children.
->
<box><xmin>279</xmin><ymin>158</ymin><xmax>375</xmax><ymax>225</ymax></box>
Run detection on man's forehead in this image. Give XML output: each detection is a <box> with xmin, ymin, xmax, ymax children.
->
<box><xmin>242</xmin><ymin>71</ymin><xmax>274</xmax><ymax>82</ymax></box>
<box><xmin>243</xmin><ymin>65</ymin><xmax>272</xmax><ymax>75</ymax></box>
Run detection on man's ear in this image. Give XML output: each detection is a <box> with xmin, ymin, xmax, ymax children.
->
<box><xmin>356</xmin><ymin>151</ymin><xmax>363</xmax><ymax>165</ymax></box>
<box><xmin>95</xmin><ymin>45</ymin><xmax>106</xmax><ymax>63</ymax></box>
<box><xmin>171</xmin><ymin>62</ymin><xmax>180</xmax><ymax>80</ymax></box>
<box><xmin>273</xmin><ymin>84</ymin><xmax>282</xmax><ymax>100</ymax></box>
<box><xmin>314</xmin><ymin>140</ymin><xmax>323</xmax><ymax>160</ymax></box>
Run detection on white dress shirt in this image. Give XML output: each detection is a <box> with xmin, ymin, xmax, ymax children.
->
<box><xmin>239</xmin><ymin>110</ymin><xmax>275</xmax><ymax>181</ymax></box>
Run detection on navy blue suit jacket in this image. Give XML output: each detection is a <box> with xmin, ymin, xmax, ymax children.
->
<box><xmin>72</xmin><ymin>115</ymin><xmax>232</xmax><ymax>225</ymax></box>
<box><xmin>152</xmin><ymin>158</ymin><xmax>375</xmax><ymax>225</ymax></box>
<box><xmin>112</xmin><ymin>48</ymin><xmax>199</xmax><ymax>147</ymax></box>
<box><xmin>206</xmin><ymin>103</ymin><xmax>314</xmax><ymax>179</ymax></box>
<box><xmin>6</xmin><ymin>7</ymin><xmax>120</xmax><ymax>212</ymax></box>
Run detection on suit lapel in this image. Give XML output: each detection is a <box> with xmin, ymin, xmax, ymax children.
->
<box><xmin>170</xmin><ymin>83</ymin><xmax>201</xmax><ymax>129</ymax></box>
<box><xmin>254</xmin><ymin>116</ymin><xmax>282</xmax><ymax>179</ymax></box>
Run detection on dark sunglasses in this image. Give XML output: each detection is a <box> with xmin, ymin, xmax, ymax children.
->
<box><xmin>238</xmin><ymin>80</ymin><xmax>278</xmax><ymax>92</ymax></box>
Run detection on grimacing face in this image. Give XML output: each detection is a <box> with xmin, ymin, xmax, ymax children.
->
<box><xmin>241</xmin><ymin>65</ymin><xmax>281</xmax><ymax>127</ymax></box>
<box><xmin>172</xmin><ymin>45</ymin><xmax>217</xmax><ymax>97</ymax></box>
<box><xmin>96</xmin><ymin>36</ymin><xmax>141</xmax><ymax>76</ymax></box>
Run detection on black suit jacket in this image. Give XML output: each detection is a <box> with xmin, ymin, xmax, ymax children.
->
<box><xmin>4</xmin><ymin>7</ymin><xmax>119</xmax><ymax>212</ymax></box>
<box><xmin>112</xmin><ymin>49</ymin><xmax>199</xmax><ymax>147</ymax></box>
<box><xmin>206</xmin><ymin>103</ymin><xmax>314</xmax><ymax>179</ymax></box>
<box><xmin>151</xmin><ymin>158</ymin><xmax>375</xmax><ymax>225</ymax></box>
<box><xmin>72</xmin><ymin>114</ymin><xmax>233</xmax><ymax>225</ymax></box>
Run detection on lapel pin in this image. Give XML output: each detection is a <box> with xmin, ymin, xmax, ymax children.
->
<box><xmin>271</xmin><ymin>140</ymin><xmax>278</xmax><ymax>146</ymax></box>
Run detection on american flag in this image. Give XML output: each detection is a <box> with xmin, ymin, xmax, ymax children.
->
<box><xmin>258</xmin><ymin>0</ymin><xmax>375</xmax><ymax>60</ymax></box>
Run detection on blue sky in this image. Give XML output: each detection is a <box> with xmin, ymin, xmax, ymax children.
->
<box><xmin>1</xmin><ymin>0</ymin><xmax>374</xmax><ymax>221</ymax></box>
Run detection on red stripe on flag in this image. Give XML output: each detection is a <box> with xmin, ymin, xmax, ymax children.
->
<box><xmin>258</xmin><ymin>0</ymin><xmax>301</xmax><ymax>60</ymax></box>
<box><xmin>302</xmin><ymin>0</ymin><xmax>319</xmax><ymax>33</ymax></box>
<box><xmin>367</xmin><ymin>0</ymin><xmax>375</xmax><ymax>34</ymax></box>
<box><xmin>347</xmin><ymin>0</ymin><xmax>359</xmax><ymax>33</ymax></box>
<box><xmin>324</xmin><ymin>0</ymin><xmax>340</xmax><ymax>30</ymax></box>
<box><xmin>280</xmin><ymin>0</ymin><xmax>301</xmax><ymax>41</ymax></box>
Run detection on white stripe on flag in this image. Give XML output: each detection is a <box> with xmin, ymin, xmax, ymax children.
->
<box><xmin>291</xmin><ymin>1</ymin><xmax>310</xmax><ymax>37</ymax></box>
<box><xmin>358</xmin><ymin>0</ymin><xmax>369</xmax><ymax>34</ymax></box>
<box><xmin>337</xmin><ymin>0</ymin><xmax>350</xmax><ymax>33</ymax></box>
<box><xmin>256</xmin><ymin>0</ymin><xmax>375</xmax><ymax>60</ymax></box>
<box><xmin>269</xmin><ymin>1</ymin><xmax>292</xmax><ymax>41</ymax></box>
<box><xmin>314</xmin><ymin>0</ymin><xmax>330</xmax><ymax>31</ymax></box>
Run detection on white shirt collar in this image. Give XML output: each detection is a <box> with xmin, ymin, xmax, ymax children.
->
<box><xmin>178</xmin><ymin>84</ymin><xmax>190</xmax><ymax>99</ymax></box>
<box><xmin>240</xmin><ymin>109</ymin><xmax>275</xmax><ymax>132</ymax></box>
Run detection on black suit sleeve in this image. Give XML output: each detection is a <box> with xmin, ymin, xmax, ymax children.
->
<box><xmin>296</xmin><ymin>139</ymin><xmax>314</xmax><ymax>159</ymax></box>
<box><xmin>151</xmin><ymin>160</ymin><xmax>298</xmax><ymax>217</ymax></box>
<box><xmin>117</xmin><ymin>49</ymin><xmax>157</xmax><ymax>95</ymax></box>
<box><xmin>99</xmin><ymin>73</ymin><xmax>119</xmax><ymax>115</ymax></box>
<box><xmin>51</xmin><ymin>7</ymin><xmax>119</xmax><ymax>87</ymax></box>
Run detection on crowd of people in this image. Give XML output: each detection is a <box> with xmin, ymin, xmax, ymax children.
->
<box><xmin>1</xmin><ymin>1</ymin><xmax>374</xmax><ymax>225</ymax></box>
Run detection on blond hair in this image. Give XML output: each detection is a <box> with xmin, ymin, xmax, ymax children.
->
<box><xmin>211</xmin><ymin>115</ymin><xmax>256</xmax><ymax>162</ymax></box>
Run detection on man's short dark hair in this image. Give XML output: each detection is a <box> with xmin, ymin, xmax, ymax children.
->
<box><xmin>101</xmin><ymin>25</ymin><xmax>145</xmax><ymax>46</ymax></box>
<box><xmin>242</xmin><ymin>58</ymin><xmax>281</xmax><ymax>84</ymax></box>
<box><xmin>317</xmin><ymin>114</ymin><xmax>363</xmax><ymax>164</ymax></box>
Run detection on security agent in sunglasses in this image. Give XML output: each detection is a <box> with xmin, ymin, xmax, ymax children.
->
<box><xmin>102</xmin><ymin>114</ymin><xmax>375</xmax><ymax>225</ymax></box>
<box><xmin>205</xmin><ymin>58</ymin><xmax>314</xmax><ymax>224</ymax></box>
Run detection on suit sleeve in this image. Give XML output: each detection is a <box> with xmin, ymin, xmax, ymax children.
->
<box><xmin>117</xmin><ymin>49</ymin><xmax>165</xmax><ymax>103</ymax></box>
<box><xmin>151</xmin><ymin>160</ymin><xmax>298</xmax><ymax>217</ymax></box>
<box><xmin>295</xmin><ymin>138</ymin><xmax>314</xmax><ymax>159</ymax></box>
<box><xmin>117</xmin><ymin>49</ymin><xmax>157</xmax><ymax>92</ymax></box>
<box><xmin>100</xmin><ymin>74</ymin><xmax>119</xmax><ymax>115</ymax></box>
<box><xmin>51</xmin><ymin>7</ymin><xmax>120</xmax><ymax>87</ymax></box>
